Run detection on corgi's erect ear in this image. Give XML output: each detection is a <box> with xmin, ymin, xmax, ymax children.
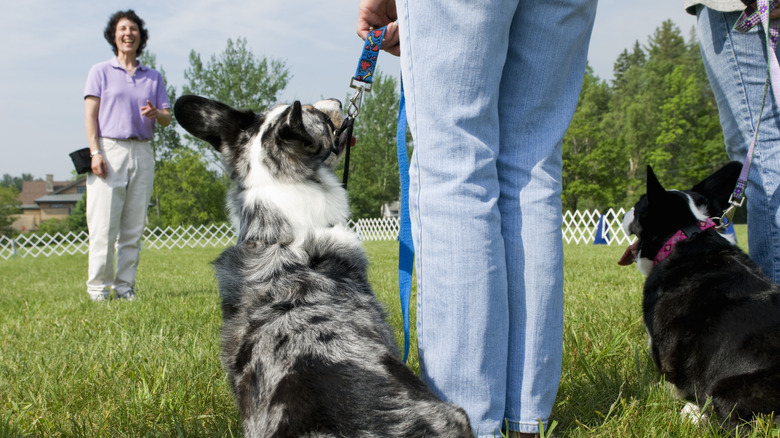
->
<box><xmin>691</xmin><ymin>161</ymin><xmax>742</xmax><ymax>214</ymax></box>
<box><xmin>174</xmin><ymin>95</ymin><xmax>257</xmax><ymax>152</ymax></box>
<box><xmin>646</xmin><ymin>165</ymin><xmax>666</xmax><ymax>205</ymax></box>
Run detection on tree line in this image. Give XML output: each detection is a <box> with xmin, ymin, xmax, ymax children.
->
<box><xmin>2</xmin><ymin>20</ymin><xmax>736</xmax><ymax>235</ymax></box>
<box><xmin>563</xmin><ymin>20</ymin><xmax>729</xmax><ymax>212</ymax></box>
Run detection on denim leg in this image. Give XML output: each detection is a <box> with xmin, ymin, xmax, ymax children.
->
<box><xmin>399</xmin><ymin>2</ymin><xmax>515</xmax><ymax>435</ymax></box>
<box><xmin>697</xmin><ymin>7</ymin><xmax>780</xmax><ymax>282</ymax></box>
<box><xmin>499</xmin><ymin>0</ymin><xmax>596</xmax><ymax>432</ymax></box>
<box><xmin>398</xmin><ymin>0</ymin><xmax>596</xmax><ymax>435</ymax></box>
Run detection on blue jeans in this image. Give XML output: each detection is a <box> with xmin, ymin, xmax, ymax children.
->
<box><xmin>397</xmin><ymin>1</ymin><xmax>597</xmax><ymax>435</ymax></box>
<box><xmin>697</xmin><ymin>6</ymin><xmax>780</xmax><ymax>282</ymax></box>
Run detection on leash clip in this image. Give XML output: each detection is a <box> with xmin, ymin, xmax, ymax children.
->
<box><xmin>716</xmin><ymin>194</ymin><xmax>746</xmax><ymax>230</ymax></box>
<box><xmin>347</xmin><ymin>87</ymin><xmax>364</xmax><ymax>118</ymax></box>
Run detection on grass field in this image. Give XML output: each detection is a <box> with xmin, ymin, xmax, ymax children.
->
<box><xmin>1</xmin><ymin>225</ymin><xmax>777</xmax><ymax>437</ymax></box>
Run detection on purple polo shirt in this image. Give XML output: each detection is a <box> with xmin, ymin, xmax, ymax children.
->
<box><xmin>84</xmin><ymin>58</ymin><xmax>170</xmax><ymax>141</ymax></box>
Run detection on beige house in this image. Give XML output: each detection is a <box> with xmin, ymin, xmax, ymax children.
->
<box><xmin>12</xmin><ymin>174</ymin><xmax>87</xmax><ymax>232</ymax></box>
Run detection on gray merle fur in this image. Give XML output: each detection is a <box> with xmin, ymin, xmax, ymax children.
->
<box><xmin>174</xmin><ymin>95</ymin><xmax>473</xmax><ymax>438</ymax></box>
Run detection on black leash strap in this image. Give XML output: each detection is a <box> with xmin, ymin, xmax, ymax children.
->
<box><xmin>339</xmin><ymin>116</ymin><xmax>355</xmax><ymax>189</ymax></box>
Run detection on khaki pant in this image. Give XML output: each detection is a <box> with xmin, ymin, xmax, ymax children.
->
<box><xmin>86</xmin><ymin>137</ymin><xmax>154</xmax><ymax>299</ymax></box>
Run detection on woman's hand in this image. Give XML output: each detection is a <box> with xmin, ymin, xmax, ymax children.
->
<box><xmin>91</xmin><ymin>152</ymin><xmax>107</xmax><ymax>178</ymax></box>
<box><xmin>357</xmin><ymin>0</ymin><xmax>400</xmax><ymax>56</ymax></box>
<box><xmin>141</xmin><ymin>100</ymin><xmax>171</xmax><ymax>126</ymax></box>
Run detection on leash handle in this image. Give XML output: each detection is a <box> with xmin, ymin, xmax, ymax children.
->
<box><xmin>341</xmin><ymin>25</ymin><xmax>388</xmax><ymax>189</ymax></box>
<box><xmin>351</xmin><ymin>26</ymin><xmax>388</xmax><ymax>92</ymax></box>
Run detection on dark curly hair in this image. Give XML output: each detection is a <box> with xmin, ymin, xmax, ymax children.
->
<box><xmin>103</xmin><ymin>9</ymin><xmax>148</xmax><ymax>56</ymax></box>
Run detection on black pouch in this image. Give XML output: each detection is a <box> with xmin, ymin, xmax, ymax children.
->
<box><xmin>69</xmin><ymin>147</ymin><xmax>92</xmax><ymax>174</ymax></box>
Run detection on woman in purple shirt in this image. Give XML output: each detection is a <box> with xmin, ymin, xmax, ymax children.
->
<box><xmin>83</xmin><ymin>9</ymin><xmax>171</xmax><ymax>301</ymax></box>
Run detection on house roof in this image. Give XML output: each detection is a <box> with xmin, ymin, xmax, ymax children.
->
<box><xmin>18</xmin><ymin>181</ymin><xmax>50</xmax><ymax>205</ymax></box>
<box><xmin>52</xmin><ymin>178</ymin><xmax>87</xmax><ymax>194</ymax></box>
<box><xmin>18</xmin><ymin>177</ymin><xmax>86</xmax><ymax>206</ymax></box>
<box><xmin>35</xmin><ymin>194</ymin><xmax>84</xmax><ymax>204</ymax></box>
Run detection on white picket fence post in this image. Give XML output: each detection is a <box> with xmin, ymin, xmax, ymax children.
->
<box><xmin>0</xmin><ymin>209</ymin><xmax>633</xmax><ymax>260</ymax></box>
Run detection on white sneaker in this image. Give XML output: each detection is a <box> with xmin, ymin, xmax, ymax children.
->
<box><xmin>114</xmin><ymin>290</ymin><xmax>137</xmax><ymax>301</ymax></box>
<box><xmin>89</xmin><ymin>291</ymin><xmax>109</xmax><ymax>301</ymax></box>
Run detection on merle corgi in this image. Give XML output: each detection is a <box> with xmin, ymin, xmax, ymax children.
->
<box><xmin>173</xmin><ymin>95</ymin><xmax>473</xmax><ymax>438</ymax></box>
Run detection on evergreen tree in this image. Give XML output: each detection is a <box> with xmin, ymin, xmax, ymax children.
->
<box><xmin>563</xmin><ymin>20</ymin><xmax>727</xmax><ymax>211</ymax></box>
<box><xmin>562</xmin><ymin>65</ymin><xmax>614</xmax><ymax>211</ymax></box>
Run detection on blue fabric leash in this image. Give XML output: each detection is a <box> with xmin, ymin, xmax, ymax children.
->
<box><xmin>348</xmin><ymin>25</ymin><xmax>414</xmax><ymax>362</ymax></box>
<box><xmin>396</xmin><ymin>81</ymin><xmax>413</xmax><ymax>363</ymax></box>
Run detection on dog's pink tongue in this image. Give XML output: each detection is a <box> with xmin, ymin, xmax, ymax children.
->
<box><xmin>618</xmin><ymin>241</ymin><xmax>639</xmax><ymax>266</ymax></box>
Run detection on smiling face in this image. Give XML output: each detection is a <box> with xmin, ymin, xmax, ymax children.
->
<box><xmin>114</xmin><ymin>18</ymin><xmax>140</xmax><ymax>57</ymax></box>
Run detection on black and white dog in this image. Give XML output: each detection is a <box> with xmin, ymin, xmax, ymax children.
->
<box><xmin>619</xmin><ymin>162</ymin><xmax>780</xmax><ymax>429</ymax></box>
<box><xmin>174</xmin><ymin>95</ymin><xmax>473</xmax><ymax>438</ymax></box>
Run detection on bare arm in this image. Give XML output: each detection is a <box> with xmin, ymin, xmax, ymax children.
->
<box><xmin>84</xmin><ymin>96</ymin><xmax>107</xmax><ymax>178</ymax></box>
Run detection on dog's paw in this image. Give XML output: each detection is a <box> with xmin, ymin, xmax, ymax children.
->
<box><xmin>680</xmin><ymin>402</ymin><xmax>708</xmax><ymax>425</ymax></box>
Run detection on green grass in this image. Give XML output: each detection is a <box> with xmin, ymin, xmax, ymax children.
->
<box><xmin>0</xmin><ymin>226</ymin><xmax>776</xmax><ymax>437</ymax></box>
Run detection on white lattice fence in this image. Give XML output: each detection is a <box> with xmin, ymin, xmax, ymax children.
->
<box><xmin>562</xmin><ymin>208</ymin><xmax>633</xmax><ymax>245</ymax></box>
<box><xmin>350</xmin><ymin>218</ymin><xmax>400</xmax><ymax>241</ymax></box>
<box><xmin>0</xmin><ymin>210</ymin><xmax>631</xmax><ymax>260</ymax></box>
<box><xmin>143</xmin><ymin>223</ymin><xmax>236</xmax><ymax>249</ymax></box>
<box><xmin>0</xmin><ymin>224</ymin><xmax>239</xmax><ymax>261</ymax></box>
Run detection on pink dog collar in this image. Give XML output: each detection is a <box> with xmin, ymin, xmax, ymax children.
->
<box><xmin>653</xmin><ymin>218</ymin><xmax>718</xmax><ymax>266</ymax></box>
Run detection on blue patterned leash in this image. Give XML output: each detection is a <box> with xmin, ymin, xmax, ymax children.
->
<box><xmin>722</xmin><ymin>0</ymin><xmax>780</xmax><ymax>226</ymax></box>
<box><xmin>348</xmin><ymin>25</ymin><xmax>414</xmax><ymax>363</ymax></box>
<box><xmin>342</xmin><ymin>26</ymin><xmax>388</xmax><ymax>189</ymax></box>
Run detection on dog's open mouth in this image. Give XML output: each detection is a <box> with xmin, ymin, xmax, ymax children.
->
<box><xmin>618</xmin><ymin>240</ymin><xmax>639</xmax><ymax>266</ymax></box>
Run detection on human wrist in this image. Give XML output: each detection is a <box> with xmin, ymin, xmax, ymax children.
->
<box><xmin>90</xmin><ymin>150</ymin><xmax>102</xmax><ymax>158</ymax></box>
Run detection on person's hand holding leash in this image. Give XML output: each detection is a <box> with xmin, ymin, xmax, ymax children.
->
<box><xmin>357</xmin><ymin>0</ymin><xmax>400</xmax><ymax>56</ymax></box>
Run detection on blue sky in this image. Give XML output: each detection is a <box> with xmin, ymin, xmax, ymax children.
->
<box><xmin>0</xmin><ymin>0</ymin><xmax>692</xmax><ymax>181</ymax></box>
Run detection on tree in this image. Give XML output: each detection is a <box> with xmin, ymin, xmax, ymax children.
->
<box><xmin>338</xmin><ymin>72</ymin><xmax>410</xmax><ymax>218</ymax></box>
<box><xmin>151</xmin><ymin>147</ymin><xmax>227</xmax><ymax>227</ymax></box>
<box><xmin>1</xmin><ymin>174</ymin><xmax>35</xmax><ymax>192</ymax></box>
<box><xmin>183</xmin><ymin>37</ymin><xmax>290</xmax><ymax>167</ymax></box>
<box><xmin>561</xmin><ymin>20</ymin><xmax>727</xmax><ymax>211</ymax></box>
<box><xmin>562</xmin><ymin>65</ymin><xmax>615</xmax><ymax>211</ymax></box>
<box><xmin>69</xmin><ymin>193</ymin><xmax>87</xmax><ymax>233</ymax></box>
<box><xmin>0</xmin><ymin>186</ymin><xmax>21</xmax><ymax>236</ymax></box>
